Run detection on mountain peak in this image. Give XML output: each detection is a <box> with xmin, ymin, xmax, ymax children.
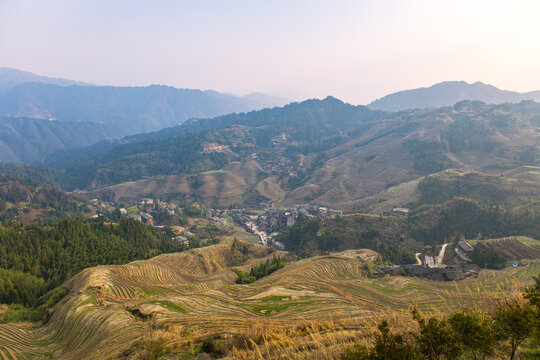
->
<box><xmin>0</xmin><ymin>67</ymin><xmax>93</xmax><ymax>95</ymax></box>
<box><xmin>367</xmin><ymin>81</ymin><xmax>540</xmax><ymax>111</ymax></box>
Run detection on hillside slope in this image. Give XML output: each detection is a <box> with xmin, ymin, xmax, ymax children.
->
<box><xmin>9</xmin><ymin>99</ymin><xmax>540</xmax><ymax>211</ymax></box>
<box><xmin>0</xmin><ymin>116</ymin><xmax>122</xmax><ymax>163</ymax></box>
<box><xmin>0</xmin><ymin>172</ymin><xmax>92</xmax><ymax>223</ymax></box>
<box><xmin>0</xmin><ymin>239</ymin><xmax>537</xmax><ymax>359</ymax></box>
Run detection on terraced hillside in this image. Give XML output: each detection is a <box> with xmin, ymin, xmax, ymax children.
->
<box><xmin>0</xmin><ymin>239</ymin><xmax>538</xmax><ymax>359</ymax></box>
<box><xmin>360</xmin><ymin>168</ymin><xmax>540</xmax><ymax>212</ymax></box>
<box><xmin>80</xmin><ymin>161</ymin><xmax>267</xmax><ymax>207</ymax></box>
<box><xmin>480</xmin><ymin>237</ymin><xmax>540</xmax><ymax>260</ymax></box>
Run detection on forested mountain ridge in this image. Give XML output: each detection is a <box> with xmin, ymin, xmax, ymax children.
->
<box><xmin>368</xmin><ymin>80</ymin><xmax>540</xmax><ymax>111</ymax></box>
<box><xmin>0</xmin><ymin>116</ymin><xmax>122</xmax><ymax>163</ymax></box>
<box><xmin>38</xmin><ymin>97</ymin><xmax>388</xmax><ymax>189</ymax></box>
<box><xmin>0</xmin><ymin>82</ymin><xmax>288</xmax><ymax>136</ymax></box>
<box><xmin>0</xmin><ymin>67</ymin><xmax>92</xmax><ymax>95</ymax></box>
<box><xmin>0</xmin><ymin>172</ymin><xmax>92</xmax><ymax>223</ymax></box>
<box><xmin>27</xmin><ymin>98</ymin><xmax>539</xmax><ymax>212</ymax></box>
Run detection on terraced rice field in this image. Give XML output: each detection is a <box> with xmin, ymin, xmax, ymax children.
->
<box><xmin>0</xmin><ymin>239</ymin><xmax>538</xmax><ymax>359</ymax></box>
<box><xmin>483</xmin><ymin>237</ymin><xmax>540</xmax><ymax>259</ymax></box>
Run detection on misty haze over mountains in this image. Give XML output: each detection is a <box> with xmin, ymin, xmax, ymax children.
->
<box><xmin>1</xmin><ymin>68</ymin><xmax>540</xmax><ymax>165</ymax></box>
<box><xmin>0</xmin><ymin>67</ymin><xmax>93</xmax><ymax>95</ymax></box>
<box><xmin>0</xmin><ymin>68</ymin><xmax>291</xmax><ymax>134</ymax></box>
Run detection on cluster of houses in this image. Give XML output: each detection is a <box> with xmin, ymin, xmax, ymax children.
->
<box><xmin>115</xmin><ymin>197</ymin><xmax>179</xmax><ymax>226</ymax></box>
<box><xmin>375</xmin><ymin>240</ymin><xmax>479</xmax><ymax>281</ymax></box>
<box><xmin>89</xmin><ymin>199</ymin><xmax>116</xmax><ymax>218</ymax></box>
<box><xmin>230</xmin><ymin>203</ymin><xmax>343</xmax><ymax>250</ymax></box>
<box><xmin>171</xmin><ymin>227</ymin><xmax>195</xmax><ymax>245</ymax></box>
<box><xmin>253</xmin><ymin>134</ymin><xmax>300</xmax><ymax>177</ymax></box>
<box><xmin>271</xmin><ymin>134</ymin><xmax>287</xmax><ymax>152</ymax></box>
<box><xmin>202</xmin><ymin>143</ymin><xmax>228</xmax><ymax>152</ymax></box>
<box><xmin>205</xmin><ymin>208</ymin><xmax>227</xmax><ymax>226</ymax></box>
<box><xmin>259</xmin><ymin>156</ymin><xmax>298</xmax><ymax>177</ymax></box>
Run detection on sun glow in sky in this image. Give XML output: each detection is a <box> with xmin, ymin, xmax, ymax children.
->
<box><xmin>1</xmin><ymin>0</ymin><xmax>540</xmax><ymax>104</ymax></box>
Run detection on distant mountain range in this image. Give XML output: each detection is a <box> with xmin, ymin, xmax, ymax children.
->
<box><xmin>0</xmin><ymin>68</ymin><xmax>292</xmax><ymax>135</ymax></box>
<box><xmin>0</xmin><ymin>83</ymin><xmax>287</xmax><ymax>135</ymax></box>
<box><xmin>0</xmin><ymin>67</ymin><xmax>92</xmax><ymax>95</ymax></box>
<box><xmin>367</xmin><ymin>81</ymin><xmax>540</xmax><ymax>111</ymax></box>
<box><xmin>0</xmin><ymin>116</ymin><xmax>122</xmax><ymax>163</ymax></box>
<box><xmin>0</xmin><ymin>68</ymin><xmax>292</xmax><ymax>163</ymax></box>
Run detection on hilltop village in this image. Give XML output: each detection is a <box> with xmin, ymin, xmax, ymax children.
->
<box><xmin>89</xmin><ymin>195</ymin><xmax>345</xmax><ymax>251</ymax></box>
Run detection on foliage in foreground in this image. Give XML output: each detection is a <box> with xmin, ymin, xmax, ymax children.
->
<box><xmin>342</xmin><ymin>280</ymin><xmax>540</xmax><ymax>360</ymax></box>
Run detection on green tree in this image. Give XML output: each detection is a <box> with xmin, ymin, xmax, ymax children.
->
<box><xmin>341</xmin><ymin>320</ymin><xmax>420</xmax><ymax>360</ymax></box>
<box><xmin>524</xmin><ymin>273</ymin><xmax>540</xmax><ymax>355</ymax></box>
<box><xmin>494</xmin><ymin>302</ymin><xmax>535</xmax><ymax>360</ymax></box>
<box><xmin>449</xmin><ymin>310</ymin><xmax>496</xmax><ymax>360</ymax></box>
<box><xmin>411</xmin><ymin>309</ymin><xmax>461</xmax><ymax>360</ymax></box>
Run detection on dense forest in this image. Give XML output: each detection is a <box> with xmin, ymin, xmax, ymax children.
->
<box><xmin>0</xmin><ymin>172</ymin><xmax>91</xmax><ymax>222</ymax></box>
<box><xmin>277</xmin><ymin>216</ymin><xmax>417</xmax><ymax>264</ymax></box>
<box><xmin>0</xmin><ymin>217</ymin><xmax>183</xmax><ymax>308</ymax></box>
<box><xmin>416</xmin><ymin>175</ymin><xmax>515</xmax><ymax>206</ymax></box>
<box><xmin>0</xmin><ymin>163</ymin><xmax>79</xmax><ymax>189</ymax></box>
<box><xmin>403</xmin><ymin>139</ymin><xmax>454</xmax><ymax>175</ymax></box>
<box><xmin>233</xmin><ymin>256</ymin><xmax>285</xmax><ymax>284</ymax></box>
<box><xmin>278</xmin><ymin>198</ymin><xmax>540</xmax><ymax>265</ymax></box>
<box><xmin>408</xmin><ymin>198</ymin><xmax>540</xmax><ymax>244</ymax></box>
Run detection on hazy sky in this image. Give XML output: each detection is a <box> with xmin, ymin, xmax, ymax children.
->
<box><xmin>1</xmin><ymin>0</ymin><xmax>540</xmax><ymax>104</ymax></box>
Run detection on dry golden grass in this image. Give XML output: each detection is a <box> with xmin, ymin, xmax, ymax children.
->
<box><xmin>80</xmin><ymin>161</ymin><xmax>266</xmax><ymax>207</ymax></box>
<box><xmin>0</xmin><ymin>239</ymin><xmax>537</xmax><ymax>359</ymax></box>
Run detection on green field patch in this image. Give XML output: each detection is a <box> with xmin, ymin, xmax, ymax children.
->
<box><xmin>143</xmin><ymin>300</ymin><xmax>186</xmax><ymax>313</ymax></box>
<box><xmin>126</xmin><ymin>205</ymin><xmax>141</xmax><ymax>214</ymax></box>
<box><xmin>200</xmin><ymin>169</ymin><xmax>229</xmax><ymax>175</ymax></box>
<box><xmin>247</xmin><ymin>299</ymin><xmax>317</xmax><ymax>315</ymax></box>
<box><xmin>290</xmin><ymin>301</ymin><xmax>316</xmax><ymax>312</ymax></box>
<box><xmin>366</xmin><ymin>279</ymin><xmax>426</xmax><ymax>295</ymax></box>
<box><xmin>141</xmin><ymin>288</ymin><xmax>159</xmax><ymax>297</ymax></box>
<box><xmin>247</xmin><ymin>302</ymin><xmax>299</xmax><ymax>315</ymax></box>
<box><xmin>316</xmin><ymin>225</ymin><xmax>330</xmax><ymax>236</ymax></box>
<box><xmin>513</xmin><ymin>236</ymin><xmax>540</xmax><ymax>246</ymax></box>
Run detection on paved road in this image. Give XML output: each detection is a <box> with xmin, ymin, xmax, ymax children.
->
<box><xmin>435</xmin><ymin>243</ymin><xmax>448</xmax><ymax>268</ymax></box>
